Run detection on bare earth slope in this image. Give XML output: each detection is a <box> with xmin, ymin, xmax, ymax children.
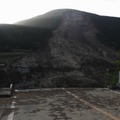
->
<box><xmin>0</xmin><ymin>9</ymin><xmax>120</xmax><ymax>88</ymax></box>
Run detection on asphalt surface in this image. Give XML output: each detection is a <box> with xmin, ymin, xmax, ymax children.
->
<box><xmin>0</xmin><ymin>88</ymin><xmax>120</xmax><ymax>120</ymax></box>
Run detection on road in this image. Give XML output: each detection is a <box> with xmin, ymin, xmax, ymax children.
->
<box><xmin>0</xmin><ymin>88</ymin><xmax>120</xmax><ymax>120</ymax></box>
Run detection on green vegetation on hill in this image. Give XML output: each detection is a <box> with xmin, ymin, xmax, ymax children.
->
<box><xmin>0</xmin><ymin>24</ymin><xmax>52</xmax><ymax>65</ymax></box>
<box><xmin>0</xmin><ymin>52</ymin><xmax>26</xmax><ymax>64</ymax></box>
<box><xmin>104</xmin><ymin>59</ymin><xmax>120</xmax><ymax>86</ymax></box>
<box><xmin>0</xmin><ymin>24</ymin><xmax>52</xmax><ymax>52</ymax></box>
<box><xmin>90</xmin><ymin>15</ymin><xmax>120</xmax><ymax>50</ymax></box>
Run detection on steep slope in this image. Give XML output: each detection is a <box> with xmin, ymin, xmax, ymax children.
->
<box><xmin>0</xmin><ymin>9</ymin><xmax>120</xmax><ymax>88</ymax></box>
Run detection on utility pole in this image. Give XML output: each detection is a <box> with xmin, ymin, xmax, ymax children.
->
<box><xmin>117</xmin><ymin>71</ymin><xmax>120</xmax><ymax>88</ymax></box>
<box><xmin>118</xmin><ymin>71</ymin><xmax>120</xmax><ymax>85</ymax></box>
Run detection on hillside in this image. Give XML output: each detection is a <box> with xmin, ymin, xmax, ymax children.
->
<box><xmin>0</xmin><ymin>9</ymin><xmax>120</xmax><ymax>88</ymax></box>
<box><xmin>16</xmin><ymin>9</ymin><xmax>68</xmax><ymax>30</ymax></box>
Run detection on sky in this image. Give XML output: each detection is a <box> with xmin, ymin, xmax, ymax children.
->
<box><xmin>0</xmin><ymin>0</ymin><xmax>120</xmax><ymax>24</ymax></box>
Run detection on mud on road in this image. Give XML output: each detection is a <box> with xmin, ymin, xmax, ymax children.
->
<box><xmin>0</xmin><ymin>88</ymin><xmax>120</xmax><ymax>120</ymax></box>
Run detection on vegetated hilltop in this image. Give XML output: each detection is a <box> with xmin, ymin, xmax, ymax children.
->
<box><xmin>0</xmin><ymin>9</ymin><xmax>120</xmax><ymax>88</ymax></box>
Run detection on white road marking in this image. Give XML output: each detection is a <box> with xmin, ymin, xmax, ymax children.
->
<box><xmin>15</xmin><ymin>88</ymin><xmax>66</xmax><ymax>92</ymax></box>
<box><xmin>15</xmin><ymin>89</ymin><xmax>19</xmax><ymax>92</ymax></box>
<box><xmin>63</xmin><ymin>88</ymin><xmax>120</xmax><ymax>120</ymax></box>
<box><xmin>7</xmin><ymin>97</ymin><xmax>16</xmax><ymax>120</ymax></box>
<box><xmin>110</xmin><ymin>90</ymin><xmax>120</xmax><ymax>95</ymax></box>
<box><xmin>13</xmin><ymin>96</ymin><xmax>17</xmax><ymax>99</ymax></box>
<box><xmin>7</xmin><ymin>111</ymin><xmax>14</xmax><ymax>120</ymax></box>
<box><xmin>11</xmin><ymin>101</ymin><xmax>16</xmax><ymax>109</ymax></box>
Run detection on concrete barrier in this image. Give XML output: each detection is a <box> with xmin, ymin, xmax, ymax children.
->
<box><xmin>0</xmin><ymin>84</ymin><xmax>13</xmax><ymax>97</ymax></box>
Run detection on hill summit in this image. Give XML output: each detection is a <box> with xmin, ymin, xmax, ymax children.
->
<box><xmin>0</xmin><ymin>9</ymin><xmax>120</xmax><ymax>88</ymax></box>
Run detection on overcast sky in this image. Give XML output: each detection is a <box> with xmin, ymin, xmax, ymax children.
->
<box><xmin>0</xmin><ymin>0</ymin><xmax>120</xmax><ymax>24</ymax></box>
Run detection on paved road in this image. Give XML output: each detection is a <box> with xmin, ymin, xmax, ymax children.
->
<box><xmin>0</xmin><ymin>88</ymin><xmax>120</xmax><ymax>120</ymax></box>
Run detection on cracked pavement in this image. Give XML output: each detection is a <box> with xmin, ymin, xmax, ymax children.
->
<box><xmin>0</xmin><ymin>88</ymin><xmax>120</xmax><ymax>120</ymax></box>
